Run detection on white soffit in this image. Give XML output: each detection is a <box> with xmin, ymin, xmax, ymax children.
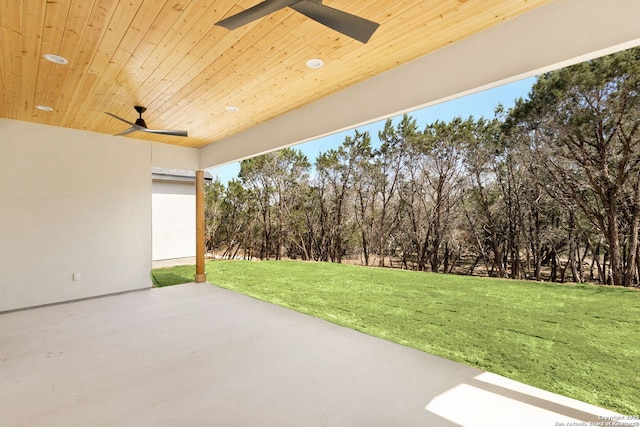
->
<box><xmin>200</xmin><ymin>0</ymin><xmax>640</xmax><ymax>169</ymax></box>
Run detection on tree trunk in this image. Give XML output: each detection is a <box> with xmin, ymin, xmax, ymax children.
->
<box><xmin>606</xmin><ymin>219</ymin><xmax>623</xmax><ymax>286</ymax></box>
<box><xmin>624</xmin><ymin>180</ymin><xmax>640</xmax><ymax>286</ymax></box>
<box><xmin>568</xmin><ymin>211</ymin><xmax>581</xmax><ymax>283</ymax></box>
<box><xmin>636</xmin><ymin>244</ymin><xmax>640</xmax><ymax>285</ymax></box>
<box><xmin>443</xmin><ymin>242</ymin><xmax>450</xmax><ymax>274</ymax></box>
<box><xmin>468</xmin><ymin>255</ymin><xmax>481</xmax><ymax>275</ymax></box>
<box><xmin>550</xmin><ymin>249</ymin><xmax>558</xmax><ymax>282</ymax></box>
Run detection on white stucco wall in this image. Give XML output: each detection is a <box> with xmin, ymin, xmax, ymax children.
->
<box><xmin>152</xmin><ymin>181</ymin><xmax>196</xmax><ymax>261</ymax></box>
<box><xmin>0</xmin><ymin>119</ymin><xmax>154</xmax><ymax>311</ymax></box>
<box><xmin>152</xmin><ymin>142</ymin><xmax>200</xmax><ymax>170</ymax></box>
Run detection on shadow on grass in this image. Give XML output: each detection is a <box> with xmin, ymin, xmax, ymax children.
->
<box><xmin>150</xmin><ymin>271</ymin><xmax>194</xmax><ymax>287</ymax></box>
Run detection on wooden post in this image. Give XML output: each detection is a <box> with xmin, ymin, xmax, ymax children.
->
<box><xmin>195</xmin><ymin>170</ymin><xmax>207</xmax><ymax>283</ymax></box>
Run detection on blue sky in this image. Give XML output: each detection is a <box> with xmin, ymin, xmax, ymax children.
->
<box><xmin>209</xmin><ymin>76</ymin><xmax>536</xmax><ymax>184</ymax></box>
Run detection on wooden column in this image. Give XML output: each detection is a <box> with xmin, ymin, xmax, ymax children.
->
<box><xmin>195</xmin><ymin>169</ymin><xmax>207</xmax><ymax>283</ymax></box>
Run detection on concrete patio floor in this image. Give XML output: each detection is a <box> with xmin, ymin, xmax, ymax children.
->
<box><xmin>0</xmin><ymin>283</ymin><xmax>629</xmax><ymax>426</ymax></box>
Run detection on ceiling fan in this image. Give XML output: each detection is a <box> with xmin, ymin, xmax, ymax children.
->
<box><xmin>105</xmin><ymin>106</ymin><xmax>188</xmax><ymax>137</ymax></box>
<box><xmin>215</xmin><ymin>0</ymin><xmax>379</xmax><ymax>44</ymax></box>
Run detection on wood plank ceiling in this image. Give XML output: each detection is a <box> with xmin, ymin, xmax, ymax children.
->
<box><xmin>0</xmin><ymin>0</ymin><xmax>551</xmax><ymax>148</ymax></box>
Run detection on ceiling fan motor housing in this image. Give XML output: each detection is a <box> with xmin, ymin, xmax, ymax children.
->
<box><xmin>134</xmin><ymin>106</ymin><xmax>148</xmax><ymax>128</ymax></box>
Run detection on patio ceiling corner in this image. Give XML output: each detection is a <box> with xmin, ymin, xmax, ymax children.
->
<box><xmin>198</xmin><ymin>0</ymin><xmax>640</xmax><ymax>170</ymax></box>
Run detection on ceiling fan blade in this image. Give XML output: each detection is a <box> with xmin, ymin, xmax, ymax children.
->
<box><xmin>105</xmin><ymin>112</ymin><xmax>136</xmax><ymax>127</ymax></box>
<box><xmin>216</xmin><ymin>0</ymin><xmax>301</xmax><ymax>30</ymax></box>
<box><xmin>115</xmin><ymin>126</ymin><xmax>138</xmax><ymax>136</ymax></box>
<box><xmin>140</xmin><ymin>128</ymin><xmax>189</xmax><ymax>137</ymax></box>
<box><xmin>107</xmin><ymin>108</ymin><xmax>187</xmax><ymax>137</ymax></box>
<box><xmin>291</xmin><ymin>1</ymin><xmax>379</xmax><ymax>43</ymax></box>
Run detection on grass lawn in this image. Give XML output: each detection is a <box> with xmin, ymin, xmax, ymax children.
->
<box><xmin>152</xmin><ymin>260</ymin><xmax>640</xmax><ymax>415</ymax></box>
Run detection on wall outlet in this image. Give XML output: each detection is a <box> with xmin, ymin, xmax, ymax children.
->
<box><xmin>73</xmin><ymin>272</ymin><xmax>82</xmax><ymax>281</ymax></box>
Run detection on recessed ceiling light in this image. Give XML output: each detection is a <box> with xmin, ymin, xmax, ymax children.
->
<box><xmin>306</xmin><ymin>58</ymin><xmax>324</xmax><ymax>69</ymax></box>
<box><xmin>35</xmin><ymin>105</ymin><xmax>54</xmax><ymax>112</ymax></box>
<box><xmin>43</xmin><ymin>53</ymin><xmax>68</xmax><ymax>65</ymax></box>
<box><xmin>226</xmin><ymin>106</ymin><xmax>239</xmax><ymax>112</ymax></box>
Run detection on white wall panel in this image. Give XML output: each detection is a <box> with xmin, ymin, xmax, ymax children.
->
<box><xmin>152</xmin><ymin>181</ymin><xmax>196</xmax><ymax>261</ymax></box>
<box><xmin>0</xmin><ymin>119</ymin><xmax>153</xmax><ymax>311</ymax></box>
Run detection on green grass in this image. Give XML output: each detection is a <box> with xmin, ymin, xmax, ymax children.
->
<box><xmin>152</xmin><ymin>260</ymin><xmax>640</xmax><ymax>415</ymax></box>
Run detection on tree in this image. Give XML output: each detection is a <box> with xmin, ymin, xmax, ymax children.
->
<box><xmin>421</xmin><ymin>119</ymin><xmax>467</xmax><ymax>272</ymax></box>
<box><xmin>203</xmin><ymin>178</ymin><xmax>226</xmax><ymax>255</ymax></box>
<box><xmin>348</xmin><ymin>132</ymin><xmax>376</xmax><ymax>265</ymax></box>
<box><xmin>315</xmin><ymin>131</ymin><xmax>370</xmax><ymax>262</ymax></box>
<box><xmin>459</xmin><ymin>117</ymin><xmax>510</xmax><ymax>277</ymax></box>
<box><xmin>509</xmin><ymin>47</ymin><xmax>640</xmax><ymax>286</ymax></box>
<box><xmin>239</xmin><ymin>148</ymin><xmax>310</xmax><ymax>259</ymax></box>
<box><xmin>374</xmin><ymin>115</ymin><xmax>418</xmax><ymax>266</ymax></box>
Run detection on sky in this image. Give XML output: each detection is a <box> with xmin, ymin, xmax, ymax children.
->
<box><xmin>208</xmin><ymin>76</ymin><xmax>536</xmax><ymax>184</ymax></box>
